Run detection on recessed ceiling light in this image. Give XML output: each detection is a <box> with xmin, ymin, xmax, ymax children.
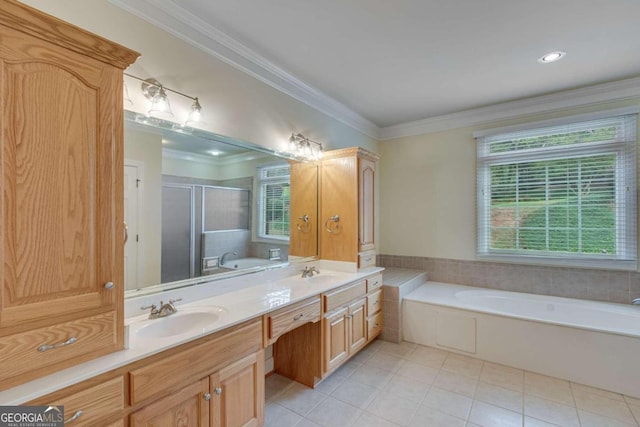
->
<box><xmin>538</xmin><ymin>51</ymin><xmax>567</xmax><ymax>64</ymax></box>
<box><xmin>208</xmin><ymin>150</ymin><xmax>222</xmax><ymax>156</ymax></box>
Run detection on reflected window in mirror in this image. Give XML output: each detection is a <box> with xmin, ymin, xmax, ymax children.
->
<box><xmin>258</xmin><ymin>164</ymin><xmax>291</xmax><ymax>241</ymax></box>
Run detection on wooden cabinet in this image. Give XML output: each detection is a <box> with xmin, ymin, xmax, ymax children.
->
<box><xmin>322</xmin><ymin>281</ymin><xmax>369</xmax><ymax>374</ymax></box>
<box><xmin>130</xmin><ymin>378</ymin><xmax>210</xmax><ymax>427</ymax></box>
<box><xmin>0</xmin><ymin>0</ymin><xmax>138</xmax><ymax>389</ymax></box>
<box><xmin>289</xmin><ymin>160</ymin><xmax>319</xmax><ymax>258</ymax></box>
<box><xmin>319</xmin><ymin>148</ymin><xmax>379</xmax><ymax>267</ymax></box>
<box><xmin>211</xmin><ymin>352</ymin><xmax>264</xmax><ymax>427</ymax></box>
<box><xmin>366</xmin><ymin>274</ymin><xmax>384</xmax><ymax>342</ymax></box>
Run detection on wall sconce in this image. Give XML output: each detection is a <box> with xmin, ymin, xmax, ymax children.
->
<box><xmin>124</xmin><ymin>73</ymin><xmax>203</xmax><ymax>125</ymax></box>
<box><xmin>289</xmin><ymin>133</ymin><xmax>324</xmax><ymax>160</ymax></box>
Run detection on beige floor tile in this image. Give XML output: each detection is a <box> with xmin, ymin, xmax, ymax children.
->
<box><xmin>468</xmin><ymin>401</ymin><xmax>523</xmax><ymax>427</ymax></box>
<box><xmin>264</xmin><ymin>403</ymin><xmax>302</xmax><ymax>427</ymax></box>
<box><xmin>524</xmin><ymin>395</ymin><xmax>580</xmax><ymax>427</ymax></box>
<box><xmin>352</xmin><ymin>412</ymin><xmax>401</xmax><ymax>427</ymax></box>
<box><xmin>395</xmin><ymin>360</ymin><xmax>440</xmax><ymax>384</ymax></box>
<box><xmin>378</xmin><ymin>340</ymin><xmax>417</xmax><ymax>357</ymax></box>
<box><xmin>475</xmin><ymin>381</ymin><xmax>523</xmax><ymax>413</ymax></box>
<box><xmin>405</xmin><ymin>345</ymin><xmax>448</xmax><ymax>369</ymax></box>
<box><xmin>295</xmin><ymin>419</ymin><xmax>321</xmax><ymax>427</ymax></box>
<box><xmin>578</xmin><ymin>409</ymin><xmax>639</xmax><ymax>427</ymax></box>
<box><xmin>441</xmin><ymin>353</ymin><xmax>483</xmax><ymax>379</ymax></box>
<box><xmin>524</xmin><ymin>416</ymin><xmax>561</xmax><ymax>426</ymax></box>
<box><xmin>350</xmin><ymin>364</ymin><xmax>394</xmax><ymax>389</ymax></box>
<box><xmin>274</xmin><ymin>382</ymin><xmax>327</xmax><ymax>416</ymax></box>
<box><xmin>571</xmin><ymin>382</ymin><xmax>626</xmax><ymax>402</ymax></box>
<box><xmin>524</xmin><ymin>371</ymin><xmax>574</xmax><ymax>406</ymax></box>
<box><xmin>385</xmin><ymin>374</ymin><xmax>430</xmax><ymax>403</ymax></box>
<box><xmin>629</xmin><ymin>404</ymin><xmax>640</xmax><ymax>424</ymax></box>
<box><xmin>421</xmin><ymin>386</ymin><xmax>473</xmax><ymax>420</ymax></box>
<box><xmin>625</xmin><ymin>395</ymin><xmax>640</xmax><ymax>406</ymax></box>
<box><xmin>365</xmin><ymin>351</ymin><xmax>405</xmax><ymax>373</ymax></box>
<box><xmin>432</xmin><ymin>370</ymin><xmax>478</xmax><ymax>397</ymax></box>
<box><xmin>305</xmin><ymin>396</ymin><xmax>362</xmax><ymax>427</ymax></box>
<box><xmin>265</xmin><ymin>374</ymin><xmax>295</xmax><ymax>402</ymax></box>
<box><xmin>314</xmin><ymin>372</ymin><xmax>347</xmax><ymax>395</ymax></box>
<box><xmin>335</xmin><ymin>359</ymin><xmax>361</xmax><ymax>378</ymax></box>
<box><xmin>331</xmin><ymin>379</ymin><xmax>379</xmax><ymax>409</ymax></box>
<box><xmin>572</xmin><ymin>387</ymin><xmax>637</xmax><ymax>424</ymax></box>
<box><xmin>409</xmin><ymin>405</ymin><xmax>466</xmax><ymax>427</ymax></box>
<box><xmin>350</xmin><ymin>346</ymin><xmax>376</xmax><ymax>364</ymax></box>
<box><xmin>480</xmin><ymin>362</ymin><xmax>524</xmax><ymax>392</ymax></box>
<box><xmin>367</xmin><ymin>393</ymin><xmax>419</xmax><ymax>426</ymax></box>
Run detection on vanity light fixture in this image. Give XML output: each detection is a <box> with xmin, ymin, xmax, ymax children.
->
<box><xmin>289</xmin><ymin>133</ymin><xmax>324</xmax><ymax>160</ymax></box>
<box><xmin>124</xmin><ymin>73</ymin><xmax>203</xmax><ymax>124</ymax></box>
<box><xmin>537</xmin><ymin>51</ymin><xmax>567</xmax><ymax>63</ymax></box>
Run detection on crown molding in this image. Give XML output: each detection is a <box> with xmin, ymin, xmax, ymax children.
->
<box><xmin>379</xmin><ymin>76</ymin><xmax>640</xmax><ymax>140</ymax></box>
<box><xmin>109</xmin><ymin>0</ymin><xmax>379</xmax><ymax>139</ymax></box>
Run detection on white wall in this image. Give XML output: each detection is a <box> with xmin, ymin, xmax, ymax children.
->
<box><xmin>124</xmin><ymin>128</ymin><xmax>162</xmax><ymax>286</ymax></box>
<box><xmin>379</xmin><ymin>99</ymin><xmax>640</xmax><ymax>261</ymax></box>
<box><xmin>20</xmin><ymin>0</ymin><xmax>379</xmax><ymax>155</ymax></box>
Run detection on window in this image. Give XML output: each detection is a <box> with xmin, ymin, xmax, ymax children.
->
<box><xmin>476</xmin><ymin>112</ymin><xmax>637</xmax><ymax>268</ymax></box>
<box><xmin>258</xmin><ymin>164</ymin><xmax>290</xmax><ymax>240</ymax></box>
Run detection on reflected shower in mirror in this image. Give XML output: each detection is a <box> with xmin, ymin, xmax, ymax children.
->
<box><xmin>123</xmin><ymin>111</ymin><xmax>317</xmax><ymax>296</ymax></box>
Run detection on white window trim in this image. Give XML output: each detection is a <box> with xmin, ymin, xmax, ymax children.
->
<box><xmin>476</xmin><ymin>110</ymin><xmax>638</xmax><ymax>271</ymax></box>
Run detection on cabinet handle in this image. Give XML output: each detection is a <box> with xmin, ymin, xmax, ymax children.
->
<box><xmin>65</xmin><ymin>410</ymin><xmax>83</xmax><ymax>424</ymax></box>
<box><xmin>214</xmin><ymin>387</ymin><xmax>222</xmax><ymax>395</ymax></box>
<box><xmin>374</xmin><ymin>323</ymin><xmax>380</xmax><ymax>328</ymax></box>
<box><xmin>203</xmin><ymin>392</ymin><xmax>211</xmax><ymax>401</ymax></box>
<box><xmin>373</xmin><ymin>300</ymin><xmax>379</xmax><ymax>305</ymax></box>
<box><xmin>293</xmin><ymin>313</ymin><xmax>304</xmax><ymax>321</ymax></box>
<box><xmin>104</xmin><ymin>281</ymin><xmax>114</xmax><ymax>290</ymax></box>
<box><xmin>38</xmin><ymin>337</ymin><xmax>78</xmax><ymax>352</ymax></box>
<box><xmin>124</xmin><ymin>221</ymin><xmax>129</xmax><ymax>244</ymax></box>
<box><xmin>325</xmin><ymin>215</ymin><xmax>340</xmax><ymax>233</ymax></box>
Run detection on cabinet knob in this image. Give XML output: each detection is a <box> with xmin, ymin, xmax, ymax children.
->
<box><xmin>65</xmin><ymin>410</ymin><xmax>83</xmax><ymax>424</ymax></box>
<box><xmin>214</xmin><ymin>387</ymin><xmax>222</xmax><ymax>395</ymax></box>
<box><xmin>203</xmin><ymin>392</ymin><xmax>211</xmax><ymax>401</ymax></box>
<box><xmin>104</xmin><ymin>282</ymin><xmax>114</xmax><ymax>290</ymax></box>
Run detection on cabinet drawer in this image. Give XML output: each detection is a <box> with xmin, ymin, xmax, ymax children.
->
<box><xmin>366</xmin><ymin>274</ymin><xmax>383</xmax><ymax>293</ymax></box>
<box><xmin>47</xmin><ymin>377</ymin><xmax>124</xmax><ymax>427</ymax></box>
<box><xmin>367</xmin><ymin>312</ymin><xmax>383</xmax><ymax>340</ymax></box>
<box><xmin>130</xmin><ymin>319</ymin><xmax>261</xmax><ymax>405</ymax></box>
<box><xmin>358</xmin><ymin>251</ymin><xmax>376</xmax><ymax>268</ymax></box>
<box><xmin>324</xmin><ymin>281</ymin><xmax>366</xmax><ymax>313</ymax></box>
<box><xmin>0</xmin><ymin>312</ymin><xmax>117</xmax><ymax>387</ymax></box>
<box><xmin>264</xmin><ymin>297</ymin><xmax>321</xmax><ymax>345</ymax></box>
<box><xmin>367</xmin><ymin>290</ymin><xmax>382</xmax><ymax>316</ymax></box>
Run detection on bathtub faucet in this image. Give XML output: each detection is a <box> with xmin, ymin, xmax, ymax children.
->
<box><xmin>632</xmin><ymin>298</ymin><xmax>640</xmax><ymax>305</ymax></box>
<box><xmin>221</xmin><ymin>251</ymin><xmax>237</xmax><ymax>266</ymax></box>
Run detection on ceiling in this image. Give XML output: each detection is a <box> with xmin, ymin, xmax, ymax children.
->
<box><xmin>118</xmin><ymin>0</ymin><xmax>640</xmax><ymax>133</ymax></box>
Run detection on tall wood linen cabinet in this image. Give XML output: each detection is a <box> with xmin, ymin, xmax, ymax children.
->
<box><xmin>319</xmin><ymin>147</ymin><xmax>379</xmax><ymax>267</ymax></box>
<box><xmin>0</xmin><ymin>0</ymin><xmax>139</xmax><ymax>389</ymax></box>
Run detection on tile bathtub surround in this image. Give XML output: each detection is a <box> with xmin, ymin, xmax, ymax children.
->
<box><xmin>380</xmin><ymin>268</ymin><xmax>428</xmax><ymax>344</ymax></box>
<box><xmin>378</xmin><ymin>255</ymin><xmax>640</xmax><ymax>304</ymax></box>
<box><xmin>265</xmin><ymin>340</ymin><xmax>640</xmax><ymax>427</ymax></box>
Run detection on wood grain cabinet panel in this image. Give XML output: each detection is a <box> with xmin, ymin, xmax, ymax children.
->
<box><xmin>263</xmin><ymin>297</ymin><xmax>321</xmax><ymax>346</ymax></box>
<box><xmin>130</xmin><ymin>378</ymin><xmax>209</xmax><ymax>427</ymax></box>
<box><xmin>289</xmin><ymin>161</ymin><xmax>319</xmax><ymax>258</ymax></box>
<box><xmin>348</xmin><ymin>298</ymin><xmax>367</xmax><ymax>355</ymax></box>
<box><xmin>0</xmin><ymin>0</ymin><xmax>138</xmax><ymax>389</ymax></box>
<box><xmin>323</xmin><ymin>307</ymin><xmax>349</xmax><ymax>373</ymax></box>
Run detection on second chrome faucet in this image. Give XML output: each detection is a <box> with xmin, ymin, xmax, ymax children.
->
<box><xmin>142</xmin><ymin>298</ymin><xmax>182</xmax><ymax>319</ymax></box>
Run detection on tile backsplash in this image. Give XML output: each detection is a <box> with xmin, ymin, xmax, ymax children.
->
<box><xmin>377</xmin><ymin>254</ymin><xmax>640</xmax><ymax>304</ymax></box>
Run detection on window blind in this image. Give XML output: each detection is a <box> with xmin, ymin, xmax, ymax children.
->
<box><xmin>476</xmin><ymin>114</ymin><xmax>637</xmax><ymax>269</ymax></box>
<box><xmin>258</xmin><ymin>164</ymin><xmax>291</xmax><ymax>239</ymax></box>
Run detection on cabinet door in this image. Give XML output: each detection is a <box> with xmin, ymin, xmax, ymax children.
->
<box><xmin>348</xmin><ymin>298</ymin><xmax>367</xmax><ymax>354</ymax></box>
<box><xmin>358</xmin><ymin>158</ymin><xmax>376</xmax><ymax>252</ymax></box>
<box><xmin>0</xmin><ymin>24</ymin><xmax>123</xmax><ymax>331</ymax></box>
<box><xmin>323</xmin><ymin>307</ymin><xmax>349</xmax><ymax>373</ymax></box>
<box><xmin>130</xmin><ymin>378</ymin><xmax>209</xmax><ymax>427</ymax></box>
<box><xmin>211</xmin><ymin>351</ymin><xmax>264</xmax><ymax>427</ymax></box>
<box><xmin>289</xmin><ymin>161</ymin><xmax>318</xmax><ymax>257</ymax></box>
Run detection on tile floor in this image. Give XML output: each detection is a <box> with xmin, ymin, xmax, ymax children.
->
<box><xmin>265</xmin><ymin>340</ymin><xmax>640</xmax><ymax>427</ymax></box>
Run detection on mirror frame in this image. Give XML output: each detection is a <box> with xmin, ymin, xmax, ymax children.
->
<box><xmin>123</xmin><ymin>110</ymin><xmax>317</xmax><ymax>298</ymax></box>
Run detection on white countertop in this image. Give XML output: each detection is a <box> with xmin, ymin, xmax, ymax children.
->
<box><xmin>0</xmin><ymin>261</ymin><xmax>383</xmax><ymax>404</ymax></box>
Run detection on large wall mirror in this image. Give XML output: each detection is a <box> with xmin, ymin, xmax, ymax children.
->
<box><xmin>123</xmin><ymin>111</ymin><xmax>318</xmax><ymax>297</ymax></box>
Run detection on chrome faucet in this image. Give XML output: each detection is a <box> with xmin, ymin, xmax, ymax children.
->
<box><xmin>141</xmin><ymin>298</ymin><xmax>182</xmax><ymax>319</ymax></box>
<box><xmin>632</xmin><ymin>298</ymin><xmax>640</xmax><ymax>305</ymax></box>
<box><xmin>220</xmin><ymin>251</ymin><xmax>237</xmax><ymax>266</ymax></box>
<box><xmin>301</xmin><ymin>266</ymin><xmax>319</xmax><ymax>278</ymax></box>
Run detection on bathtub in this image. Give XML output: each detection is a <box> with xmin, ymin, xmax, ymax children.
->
<box><xmin>403</xmin><ymin>282</ymin><xmax>640</xmax><ymax>398</ymax></box>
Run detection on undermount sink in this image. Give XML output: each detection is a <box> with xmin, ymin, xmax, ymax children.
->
<box><xmin>130</xmin><ymin>306</ymin><xmax>226</xmax><ymax>339</ymax></box>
